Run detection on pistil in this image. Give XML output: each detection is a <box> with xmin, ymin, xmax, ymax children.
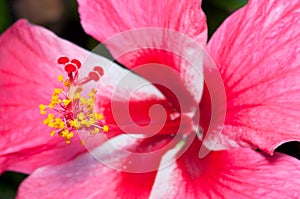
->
<box><xmin>39</xmin><ymin>56</ymin><xmax>108</xmax><ymax>144</ymax></box>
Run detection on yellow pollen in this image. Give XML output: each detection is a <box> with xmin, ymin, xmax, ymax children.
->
<box><xmin>91</xmin><ymin>127</ymin><xmax>100</xmax><ymax>135</ymax></box>
<box><xmin>54</xmin><ymin>88</ymin><xmax>63</xmax><ymax>94</ymax></box>
<box><xmin>62</xmin><ymin>99</ymin><xmax>71</xmax><ymax>106</ymax></box>
<box><xmin>51</xmin><ymin>95</ymin><xmax>59</xmax><ymax>105</ymax></box>
<box><xmin>77</xmin><ymin>112</ymin><xmax>85</xmax><ymax>121</ymax></box>
<box><xmin>103</xmin><ymin>125</ymin><xmax>109</xmax><ymax>133</ymax></box>
<box><xmin>50</xmin><ymin>130</ymin><xmax>56</xmax><ymax>136</ymax></box>
<box><xmin>74</xmin><ymin>92</ymin><xmax>81</xmax><ymax>99</ymax></box>
<box><xmin>39</xmin><ymin>104</ymin><xmax>47</xmax><ymax>115</ymax></box>
<box><xmin>64</xmin><ymin>79</ymin><xmax>71</xmax><ymax>87</ymax></box>
<box><xmin>39</xmin><ymin>62</ymin><xmax>108</xmax><ymax>145</ymax></box>
<box><xmin>58</xmin><ymin>75</ymin><xmax>64</xmax><ymax>82</ymax></box>
<box><xmin>96</xmin><ymin>113</ymin><xmax>104</xmax><ymax>120</ymax></box>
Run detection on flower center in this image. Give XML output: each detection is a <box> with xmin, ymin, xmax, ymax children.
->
<box><xmin>39</xmin><ymin>56</ymin><xmax>108</xmax><ymax>144</ymax></box>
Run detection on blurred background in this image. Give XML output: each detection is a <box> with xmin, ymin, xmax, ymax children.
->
<box><xmin>0</xmin><ymin>0</ymin><xmax>299</xmax><ymax>198</ymax></box>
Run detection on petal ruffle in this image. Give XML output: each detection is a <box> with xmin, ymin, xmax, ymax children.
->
<box><xmin>78</xmin><ymin>0</ymin><xmax>207</xmax><ymax>112</ymax></box>
<box><xmin>149</xmin><ymin>140</ymin><xmax>300</xmax><ymax>198</ymax></box>
<box><xmin>17</xmin><ymin>135</ymin><xmax>172</xmax><ymax>199</ymax></box>
<box><xmin>78</xmin><ymin>0</ymin><xmax>207</xmax><ymax>46</ymax></box>
<box><xmin>206</xmin><ymin>0</ymin><xmax>300</xmax><ymax>154</ymax></box>
<box><xmin>96</xmin><ymin>62</ymin><xmax>198</xmax><ymax>138</ymax></box>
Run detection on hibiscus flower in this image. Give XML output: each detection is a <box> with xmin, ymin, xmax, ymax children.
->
<box><xmin>1</xmin><ymin>0</ymin><xmax>300</xmax><ymax>198</ymax></box>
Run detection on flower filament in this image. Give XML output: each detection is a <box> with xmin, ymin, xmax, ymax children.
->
<box><xmin>39</xmin><ymin>56</ymin><xmax>108</xmax><ymax>144</ymax></box>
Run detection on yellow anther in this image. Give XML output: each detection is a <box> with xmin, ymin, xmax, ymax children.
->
<box><xmin>86</xmin><ymin>98</ymin><xmax>95</xmax><ymax>107</ymax></box>
<box><xmin>40</xmin><ymin>110</ymin><xmax>46</xmax><ymax>115</ymax></box>
<box><xmin>39</xmin><ymin>62</ymin><xmax>108</xmax><ymax>145</ymax></box>
<box><xmin>81</xmin><ymin>119</ymin><xmax>88</xmax><ymax>126</ymax></box>
<box><xmin>61</xmin><ymin>130</ymin><xmax>69</xmax><ymax>138</ymax></box>
<box><xmin>85</xmin><ymin>120</ymin><xmax>94</xmax><ymax>127</ymax></box>
<box><xmin>39</xmin><ymin>104</ymin><xmax>46</xmax><ymax>110</ymax></box>
<box><xmin>103</xmin><ymin>125</ymin><xmax>109</xmax><ymax>132</ymax></box>
<box><xmin>91</xmin><ymin>127</ymin><xmax>99</xmax><ymax>135</ymax></box>
<box><xmin>43</xmin><ymin>119</ymin><xmax>48</xmax><ymax>125</ymax></box>
<box><xmin>62</xmin><ymin>99</ymin><xmax>71</xmax><ymax>106</ymax></box>
<box><xmin>74</xmin><ymin>92</ymin><xmax>81</xmax><ymax>99</ymax></box>
<box><xmin>69</xmin><ymin>120</ymin><xmax>75</xmax><ymax>127</ymax></box>
<box><xmin>48</xmin><ymin>122</ymin><xmax>54</xmax><ymax>128</ymax></box>
<box><xmin>69</xmin><ymin>120</ymin><xmax>75</xmax><ymax>126</ymax></box>
<box><xmin>88</xmin><ymin>89</ymin><xmax>97</xmax><ymax>97</ymax></box>
<box><xmin>71</xmin><ymin>119</ymin><xmax>81</xmax><ymax>129</ymax></box>
<box><xmin>59</xmin><ymin>121</ymin><xmax>65</xmax><ymax>129</ymax></box>
<box><xmin>51</xmin><ymin>95</ymin><xmax>60</xmax><ymax>105</ymax></box>
<box><xmin>91</xmin><ymin>88</ymin><xmax>97</xmax><ymax>93</ymax></box>
<box><xmin>64</xmin><ymin>79</ymin><xmax>70</xmax><ymax>87</ymax></box>
<box><xmin>77</xmin><ymin>113</ymin><xmax>85</xmax><ymax>121</ymax></box>
<box><xmin>76</xmin><ymin>87</ymin><xmax>83</xmax><ymax>93</ymax></box>
<box><xmin>88</xmin><ymin>117</ymin><xmax>95</xmax><ymax>124</ymax></box>
<box><xmin>53</xmin><ymin>117</ymin><xmax>62</xmax><ymax>129</ymax></box>
<box><xmin>58</xmin><ymin>75</ymin><xmax>64</xmax><ymax>82</ymax></box>
<box><xmin>69</xmin><ymin>132</ymin><xmax>74</xmax><ymax>139</ymax></box>
<box><xmin>54</xmin><ymin>88</ymin><xmax>63</xmax><ymax>94</ymax></box>
<box><xmin>96</xmin><ymin>113</ymin><xmax>103</xmax><ymax>120</ymax></box>
<box><xmin>79</xmin><ymin>97</ymin><xmax>86</xmax><ymax>105</ymax></box>
<box><xmin>88</xmin><ymin>92</ymin><xmax>95</xmax><ymax>98</ymax></box>
<box><xmin>59</xmin><ymin>129</ymin><xmax>75</xmax><ymax>144</ymax></box>
<box><xmin>43</xmin><ymin>114</ymin><xmax>54</xmax><ymax>125</ymax></box>
<box><xmin>39</xmin><ymin>104</ymin><xmax>47</xmax><ymax>115</ymax></box>
<box><xmin>50</xmin><ymin>130</ymin><xmax>56</xmax><ymax>136</ymax></box>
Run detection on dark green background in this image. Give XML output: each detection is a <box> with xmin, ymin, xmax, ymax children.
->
<box><xmin>0</xmin><ymin>0</ymin><xmax>299</xmax><ymax>198</ymax></box>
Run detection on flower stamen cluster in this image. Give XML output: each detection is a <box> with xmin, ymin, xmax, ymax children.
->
<box><xmin>39</xmin><ymin>56</ymin><xmax>109</xmax><ymax>144</ymax></box>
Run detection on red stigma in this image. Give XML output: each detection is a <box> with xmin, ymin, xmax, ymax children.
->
<box><xmin>93</xmin><ymin>66</ymin><xmax>104</xmax><ymax>76</ymax></box>
<box><xmin>64</xmin><ymin>63</ymin><xmax>78</xmax><ymax>73</ymax></box>
<box><xmin>88</xmin><ymin>66</ymin><xmax>104</xmax><ymax>81</ymax></box>
<box><xmin>88</xmin><ymin>71</ymin><xmax>100</xmax><ymax>81</ymax></box>
<box><xmin>71</xmin><ymin>59</ymin><xmax>82</xmax><ymax>69</ymax></box>
<box><xmin>57</xmin><ymin>56</ymin><xmax>103</xmax><ymax>85</ymax></box>
<box><xmin>57</xmin><ymin>56</ymin><xmax>83</xmax><ymax>73</ymax></box>
<box><xmin>57</xmin><ymin>56</ymin><xmax>70</xmax><ymax>65</ymax></box>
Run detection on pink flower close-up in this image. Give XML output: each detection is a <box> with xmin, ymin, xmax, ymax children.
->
<box><xmin>1</xmin><ymin>0</ymin><xmax>300</xmax><ymax>198</ymax></box>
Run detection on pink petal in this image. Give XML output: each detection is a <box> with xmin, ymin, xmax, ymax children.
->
<box><xmin>78</xmin><ymin>0</ymin><xmax>207</xmax><ymax>46</ymax></box>
<box><xmin>0</xmin><ymin>20</ymin><xmax>88</xmax><ymax>173</ymax></box>
<box><xmin>99</xmin><ymin>97</ymin><xmax>193</xmax><ymax>139</ymax></box>
<box><xmin>17</xmin><ymin>135</ymin><xmax>172</xmax><ymax>199</ymax></box>
<box><xmin>96</xmin><ymin>63</ymin><xmax>198</xmax><ymax>138</ymax></box>
<box><xmin>206</xmin><ymin>1</ymin><xmax>300</xmax><ymax>154</ymax></box>
<box><xmin>88</xmin><ymin>54</ymin><xmax>187</xmax><ymax>138</ymax></box>
<box><xmin>150</xmin><ymin>140</ymin><xmax>300</xmax><ymax>198</ymax></box>
<box><xmin>78</xmin><ymin>0</ymin><xmax>207</xmax><ymax>111</ymax></box>
<box><xmin>0</xmin><ymin>20</ymin><xmax>177</xmax><ymax>174</ymax></box>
